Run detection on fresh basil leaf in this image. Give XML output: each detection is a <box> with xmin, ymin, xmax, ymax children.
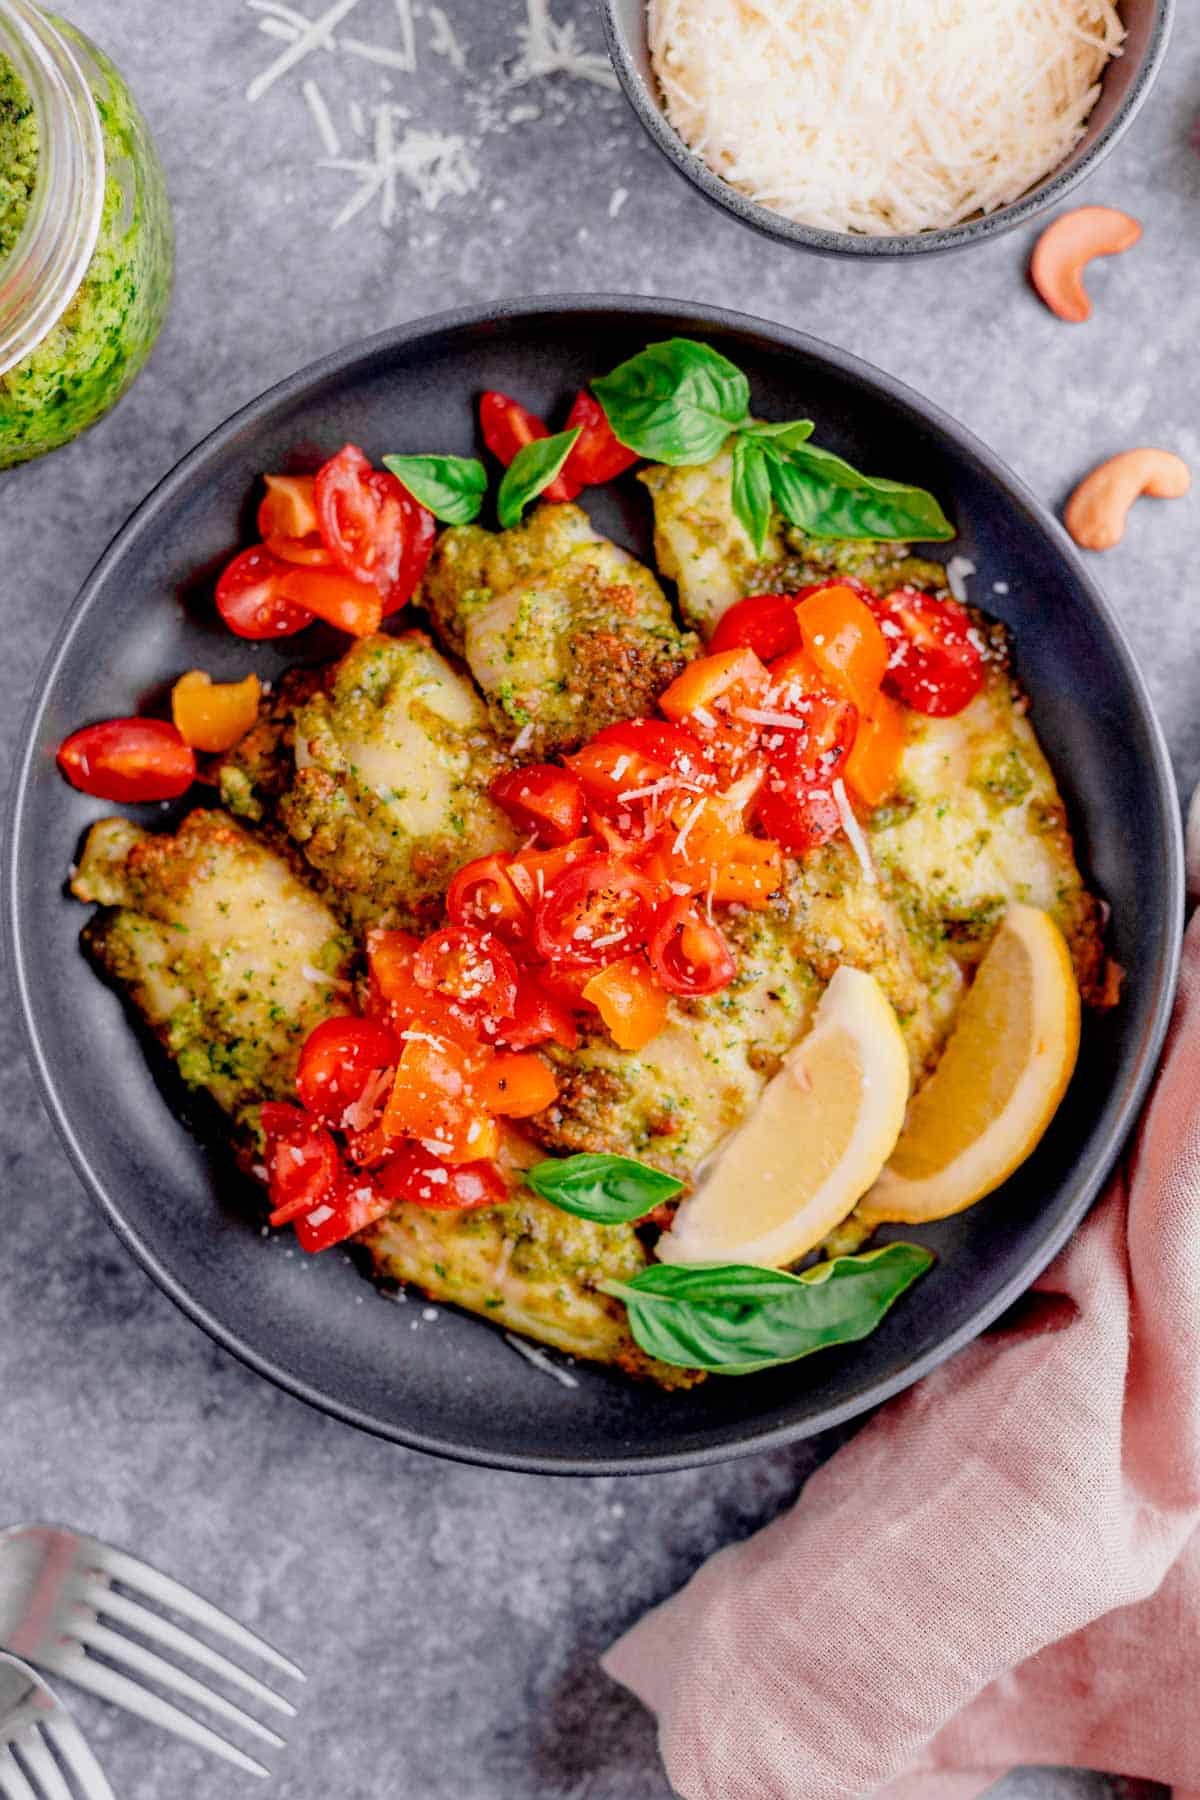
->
<box><xmin>601</xmin><ymin>1242</ymin><xmax>933</xmax><ymax>1374</ymax></box>
<box><xmin>496</xmin><ymin>427</ymin><xmax>581</xmax><ymax>530</ymax></box>
<box><xmin>740</xmin><ymin>418</ymin><xmax>816</xmax><ymax>451</ymax></box>
<box><xmin>525</xmin><ymin>1153</ymin><xmax>684</xmax><ymax>1225</ymax></box>
<box><xmin>765</xmin><ymin>440</ymin><xmax>955</xmax><ymax>542</ymax></box>
<box><xmin>381</xmin><ymin>453</ymin><xmax>487</xmax><ymax>525</ymax></box>
<box><xmin>731</xmin><ymin>435</ymin><xmax>773</xmax><ymax>558</ymax></box>
<box><xmin>592</xmin><ymin>338</ymin><xmax>750</xmax><ymax>466</ymax></box>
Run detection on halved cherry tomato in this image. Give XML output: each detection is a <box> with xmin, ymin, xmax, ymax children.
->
<box><xmin>534</xmin><ymin>855</ymin><xmax>658</xmax><ymax>968</ymax></box>
<box><xmin>709</xmin><ymin>593</ymin><xmax>801</xmax><ymax>662</ymax></box>
<box><xmin>499</xmin><ymin>974</ymin><xmax>579</xmax><ymax>1051</ymax></box>
<box><xmin>490</xmin><ymin>764</ymin><xmax>586</xmax><ymax>846</ymax></box>
<box><xmin>506</xmin><ymin>837</ymin><xmax>595</xmax><ymax>908</ymax></box>
<box><xmin>845</xmin><ymin>691</ymin><xmax>906</xmax><ymax>808</ymax></box>
<box><xmin>57</xmin><ymin>718</ymin><xmax>196</xmax><ymax>803</ymax></box>
<box><xmin>754</xmin><ymin>774</ymin><xmax>842</xmax><ymax>855</ymax></box>
<box><xmin>764</xmin><ymin>687</ymin><xmax>858</xmax><ymax>787</ymax></box>
<box><xmin>259</xmin><ymin>1101</ymin><xmax>343</xmax><ymax>1227</ymax></box>
<box><xmin>478</xmin><ymin>1051</ymin><xmax>559</xmax><ymax>1117</ymax></box>
<box><xmin>795</xmin><ymin>584</ymin><xmax>889</xmax><ymax>710</ymax></box>
<box><xmin>413</xmin><ymin>926</ymin><xmax>520</xmax><ymax>1026</ymax></box>
<box><xmin>560</xmin><ymin>389</ymin><xmax>638</xmax><ymax>487</ymax></box>
<box><xmin>277</xmin><ymin>566</ymin><xmax>383</xmax><ymax>638</ymax></box>
<box><xmin>446</xmin><ymin>855</ymin><xmax>532</xmax><ymax>949</ymax></box>
<box><xmin>871</xmin><ymin>588</ymin><xmax>985</xmax><ymax>717</ymax></box>
<box><xmin>215</xmin><ymin>545</ymin><xmax>313</xmax><ymax>640</ymax></box>
<box><xmin>296</xmin><ymin>1016</ymin><xmax>401</xmax><ymax>1130</ymax></box>
<box><xmin>658</xmin><ymin>646</ymin><xmax>770</xmax><ymax>724</ymax></box>
<box><xmin>293</xmin><ymin>1174</ymin><xmax>393</xmax><ymax>1253</ymax></box>
<box><xmin>313</xmin><ymin>444</ymin><xmax>436</xmax><ymax>608</ymax></box>
<box><xmin>382</xmin><ymin>1031</ymin><xmax>498</xmax><ymax>1164</ymax></box>
<box><xmin>478</xmin><ymin>392</ymin><xmax>578</xmax><ymax>502</ymax></box>
<box><xmin>582</xmin><ymin>954</ymin><xmax>669</xmax><ymax>1050</ymax></box>
<box><xmin>648</xmin><ymin>896</ymin><xmax>736</xmax><ymax>997</ymax></box>
<box><xmin>171</xmin><ymin>670</ymin><xmax>261</xmax><ymax>753</ymax></box>
<box><xmin>564</xmin><ymin>741</ymin><xmax>664</xmax><ymax>813</ymax></box>
<box><xmin>373</xmin><ymin>1142</ymin><xmax>507</xmax><ymax>1212</ymax></box>
<box><xmin>257</xmin><ymin>474</ymin><xmax>320</xmax><ymax>542</ymax></box>
<box><xmin>591</xmin><ymin>718</ymin><xmax>716</xmax><ymax>788</ymax></box>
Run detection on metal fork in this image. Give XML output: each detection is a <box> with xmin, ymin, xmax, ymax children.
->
<box><xmin>0</xmin><ymin>1527</ymin><xmax>304</xmax><ymax>1779</ymax></box>
<box><xmin>0</xmin><ymin>1653</ymin><xmax>115</xmax><ymax>1800</ymax></box>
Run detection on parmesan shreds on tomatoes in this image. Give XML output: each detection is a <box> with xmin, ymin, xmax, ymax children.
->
<box><xmin>647</xmin><ymin>0</ymin><xmax>1125</xmax><ymax>236</ymax></box>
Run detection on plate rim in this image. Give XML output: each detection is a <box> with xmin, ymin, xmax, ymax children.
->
<box><xmin>5</xmin><ymin>291</ymin><xmax>1185</xmax><ymax>1475</ymax></box>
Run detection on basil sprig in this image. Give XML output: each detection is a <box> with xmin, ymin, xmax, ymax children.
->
<box><xmin>496</xmin><ymin>427</ymin><xmax>581</xmax><ymax>530</ymax></box>
<box><xmin>591</xmin><ymin>338</ymin><xmax>954</xmax><ymax>555</ymax></box>
<box><xmin>525</xmin><ymin>1153</ymin><xmax>683</xmax><ymax>1225</ymax></box>
<box><xmin>601</xmin><ymin>1242</ymin><xmax>933</xmax><ymax>1375</ymax></box>
<box><xmin>382</xmin><ymin>452</ymin><xmax>487</xmax><ymax>525</ymax></box>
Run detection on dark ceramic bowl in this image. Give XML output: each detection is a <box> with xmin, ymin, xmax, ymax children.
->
<box><xmin>599</xmin><ymin>0</ymin><xmax>1174</xmax><ymax>256</ymax></box>
<box><xmin>6</xmin><ymin>296</ymin><xmax>1184</xmax><ymax>1473</ymax></box>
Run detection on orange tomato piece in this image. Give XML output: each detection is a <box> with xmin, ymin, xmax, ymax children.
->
<box><xmin>658</xmin><ymin>647</ymin><xmax>769</xmax><ymax>723</ymax></box>
<box><xmin>277</xmin><ymin>566</ymin><xmax>383</xmax><ymax>638</ymax></box>
<box><xmin>710</xmin><ymin>835</ymin><xmax>783</xmax><ymax>905</ymax></box>
<box><xmin>795</xmin><ymin>585</ymin><xmax>889</xmax><ymax>710</ymax></box>
<box><xmin>845</xmin><ymin>690</ymin><xmax>907</xmax><ymax>808</ymax></box>
<box><xmin>478</xmin><ymin>1052</ymin><xmax>559</xmax><ymax>1118</ymax></box>
<box><xmin>582</xmin><ymin>955</ymin><xmax>669</xmax><ymax>1051</ymax></box>
<box><xmin>506</xmin><ymin>837</ymin><xmax>595</xmax><ymax>907</ymax></box>
<box><xmin>258</xmin><ymin>474</ymin><xmax>320</xmax><ymax>541</ymax></box>
<box><xmin>382</xmin><ymin>1032</ymin><xmax>498</xmax><ymax>1165</ymax></box>
<box><xmin>170</xmin><ymin>669</ymin><xmax>262</xmax><ymax>753</ymax></box>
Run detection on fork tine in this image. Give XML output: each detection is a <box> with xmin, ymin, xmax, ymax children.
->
<box><xmin>68</xmin><ymin>1623</ymin><xmax>285</xmax><ymax>1749</ymax></box>
<box><xmin>35</xmin><ymin>1650</ymin><xmax>269</xmax><ymax>1780</ymax></box>
<box><xmin>0</xmin><ymin>1748</ymin><xmax>38</xmax><ymax>1800</ymax></box>
<box><xmin>86</xmin><ymin>1544</ymin><xmax>303</xmax><ymax>1681</ymax></box>
<box><xmin>42</xmin><ymin>1715</ymin><xmax>117</xmax><ymax>1800</ymax></box>
<box><xmin>77</xmin><ymin>1584</ymin><xmax>296</xmax><ymax>1719</ymax></box>
<box><xmin>11</xmin><ymin>1734</ymin><xmax>71</xmax><ymax>1800</ymax></box>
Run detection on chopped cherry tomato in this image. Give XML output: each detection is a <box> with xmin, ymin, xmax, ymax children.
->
<box><xmin>559</xmin><ymin>389</ymin><xmax>638</xmax><ymax>487</ymax></box>
<box><xmin>259</xmin><ymin>1101</ymin><xmax>343</xmax><ymax>1227</ymax></box>
<box><xmin>845</xmin><ymin>691</ymin><xmax>906</xmax><ymax>808</ymax></box>
<box><xmin>871</xmin><ymin>588</ymin><xmax>985</xmax><ymax>717</ymax></box>
<box><xmin>57</xmin><ymin>718</ymin><xmax>196</xmax><ymax>803</ymax></box>
<box><xmin>293</xmin><ymin>1174</ymin><xmax>393</xmax><ymax>1253</ymax></box>
<box><xmin>763</xmin><ymin>686</ymin><xmax>858</xmax><ymax>787</ymax></box>
<box><xmin>795</xmin><ymin>584</ymin><xmax>890</xmax><ymax>710</ymax></box>
<box><xmin>171</xmin><ymin>670</ymin><xmax>261</xmax><ymax>754</ymax></box>
<box><xmin>582</xmin><ymin>955</ymin><xmax>669</xmax><ymax>1050</ymax></box>
<box><xmin>658</xmin><ymin>646</ymin><xmax>770</xmax><ymax>724</ymax></box>
<box><xmin>382</xmin><ymin>1031</ymin><xmax>498</xmax><ymax>1164</ymax></box>
<box><xmin>755</xmin><ymin>774</ymin><xmax>843</xmax><ymax>855</ymax></box>
<box><xmin>295</xmin><ymin>1016</ymin><xmax>401</xmax><ymax>1130</ymax></box>
<box><xmin>313</xmin><ymin>444</ymin><xmax>436</xmax><ymax>609</ymax></box>
<box><xmin>413</xmin><ymin>926</ymin><xmax>520</xmax><ymax>1026</ymax></box>
<box><xmin>490</xmin><ymin>764</ymin><xmax>586</xmax><ymax>846</ymax></box>
<box><xmin>499</xmin><ymin>974</ymin><xmax>579</xmax><ymax>1051</ymax></box>
<box><xmin>479</xmin><ymin>392</ymin><xmax>577</xmax><ymax>502</ymax></box>
<box><xmin>276</xmin><ymin>566</ymin><xmax>383</xmax><ymax>638</ymax></box>
<box><xmin>216</xmin><ymin>545</ymin><xmax>313</xmax><ymax>640</ymax></box>
<box><xmin>564</xmin><ymin>740</ymin><xmax>663</xmax><ymax>813</ymax></box>
<box><xmin>506</xmin><ymin>838</ymin><xmax>595</xmax><ymax>908</ymax></box>
<box><xmin>478</xmin><ymin>1051</ymin><xmax>559</xmax><ymax>1118</ymax></box>
<box><xmin>591</xmin><ymin>718</ymin><xmax>716</xmax><ymax>788</ymax></box>
<box><xmin>257</xmin><ymin>474</ymin><xmax>320</xmax><ymax>542</ymax></box>
<box><xmin>265</xmin><ymin>534</ymin><xmax>335</xmax><ymax>568</ymax></box>
<box><xmin>534</xmin><ymin>855</ymin><xmax>658</xmax><ymax>968</ymax></box>
<box><xmin>446</xmin><ymin>855</ymin><xmax>532</xmax><ymax>949</ymax></box>
<box><xmin>534</xmin><ymin>962</ymin><xmax>600</xmax><ymax>1011</ymax></box>
<box><xmin>648</xmin><ymin>896</ymin><xmax>736</xmax><ymax>997</ymax></box>
<box><xmin>373</xmin><ymin>1142</ymin><xmax>507</xmax><ymax>1212</ymax></box>
<box><xmin>709</xmin><ymin>593</ymin><xmax>802</xmax><ymax>662</ymax></box>
<box><xmin>365</xmin><ymin>928</ymin><xmax>424</xmax><ymax>1021</ymax></box>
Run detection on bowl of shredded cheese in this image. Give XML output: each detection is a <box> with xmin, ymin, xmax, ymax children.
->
<box><xmin>599</xmin><ymin>0</ymin><xmax>1172</xmax><ymax>254</ymax></box>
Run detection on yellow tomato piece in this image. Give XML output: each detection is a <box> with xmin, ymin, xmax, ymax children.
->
<box><xmin>170</xmin><ymin>669</ymin><xmax>262</xmax><ymax>753</ymax></box>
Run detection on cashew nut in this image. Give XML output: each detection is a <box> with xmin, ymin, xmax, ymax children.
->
<box><xmin>1064</xmin><ymin>449</ymin><xmax>1191</xmax><ymax>552</ymax></box>
<box><xmin>1030</xmin><ymin>207</ymin><xmax>1141</xmax><ymax>323</ymax></box>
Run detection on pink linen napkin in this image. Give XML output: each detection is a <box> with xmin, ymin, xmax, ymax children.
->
<box><xmin>604</xmin><ymin>865</ymin><xmax>1200</xmax><ymax>1797</ymax></box>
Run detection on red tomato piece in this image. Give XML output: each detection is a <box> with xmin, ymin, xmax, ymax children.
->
<box><xmin>490</xmin><ymin>764</ymin><xmax>587</xmax><ymax>846</ymax></box>
<box><xmin>293</xmin><ymin>1174</ymin><xmax>394</xmax><ymax>1253</ymax></box>
<box><xmin>871</xmin><ymin>589</ymin><xmax>985</xmax><ymax>717</ymax></box>
<box><xmin>57</xmin><ymin>718</ymin><xmax>196</xmax><ymax>803</ymax></box>
<box><xmin>478</xmin><ymin>392</ymin><xmax>578</xmax><ymax>502</ymax></box>
<box><xmin>591</xmin><ymin>718</ymin><xmax>717</xmax><ymax>788</ymax></box>
<box><xmin>709</xmin><ymin>593</ymin><xmax>802</xmax><ymax>662</ymax></box>
<box><xmin>373</xmin><ymin>1142</ymin><xmax>507</xmax><ymax>1212</ymax></box>
<box><xmin>216</xmin><ymin>545</ymin><xmax>314</xmax><ymax>640</ymax></box>
<box><xmin>534</xmin><ymin>855</ymin><xmax>657</xmax><ymax>968</ymax></box>
<box><xmin>754</xmin><ymin>774</ymin><xmax>843</xmax><ymax>855</ymax></box>
<box><xmin>295</xmin><ymin>1016</ymin><xmax>401</xmax><ymax>1130</ymax></box>
<box><xmin>259</xmin><ymin>1101</ymin><xmax>344</xmax><ymax>1227</ymax></box>
<box><xmin>446</xmin><ymin>855</ymin><xmax>532</xmax><ymax>950</ymax></box>
<box><xmin>759</xmin><ymin>685</ymin><xmax>858</xmax><ymax>788</ymax></box>
<box><xmin>413</xmin><ymin>926</ymin><xmax>520</xmax><ymax>1026</ymax></box>
<box><xmin>647</xmin><ymin>896</ymin><xmax>736</xmax><ymax>997</ymax></box>
<box><xmin>498</xmin><ymin>974</ymin><xmax>580</xmax><ymax>1051</ymax></box>
<box><xmin>313</xmin><ymin>443</ymin><xmax>436</xmax><ymax>609</ymax></box>
<box><xmin>560</xmin><ymin>389</ymin><xmax>638</xmax><ymax>487</ymax></box>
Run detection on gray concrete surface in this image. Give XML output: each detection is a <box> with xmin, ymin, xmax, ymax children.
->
<box><xmin>1</xmin><ymin>2</ymin><xmax>1194</xmax><ymax>1795</ymax></box>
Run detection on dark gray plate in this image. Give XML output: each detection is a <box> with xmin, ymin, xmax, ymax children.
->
<box><xmin>5</xmin><ymin>296</ymin><xmax>1184</xmax><ymax>1474</ymax></box>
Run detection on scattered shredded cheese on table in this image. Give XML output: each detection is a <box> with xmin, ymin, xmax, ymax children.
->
<box><xmin>648</xmin><ymin>0</ymin><xmax>1125</xmax><ymax>236</ymax></box>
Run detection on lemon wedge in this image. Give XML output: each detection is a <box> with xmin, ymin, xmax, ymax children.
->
<box><xmin>657</xmin><ymin>966</ymin><xmax>909</xmax><ymax>1269</ymax></box>
<box><xmin>860</xmin><ymin>904</ymin><xmax>1080</xmax><ymax>1226</ymax></box>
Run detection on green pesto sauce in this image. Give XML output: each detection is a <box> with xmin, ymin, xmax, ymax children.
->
<box><xmin>0</xmin><ymin>24</ymin><xmax>172</xmax><ymax>468</ymax></box>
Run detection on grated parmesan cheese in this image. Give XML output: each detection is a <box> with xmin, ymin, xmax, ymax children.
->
<box><xmin>648</xmin><ymin>0</ymin><xmax>1125</xmax><ymax>236</ymax></box>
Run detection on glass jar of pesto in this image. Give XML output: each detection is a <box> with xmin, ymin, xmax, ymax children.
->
<box><xmin>0</xmin><ymin>0</ymin><xmax>173</xmax><ymax>468</ymax></box>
